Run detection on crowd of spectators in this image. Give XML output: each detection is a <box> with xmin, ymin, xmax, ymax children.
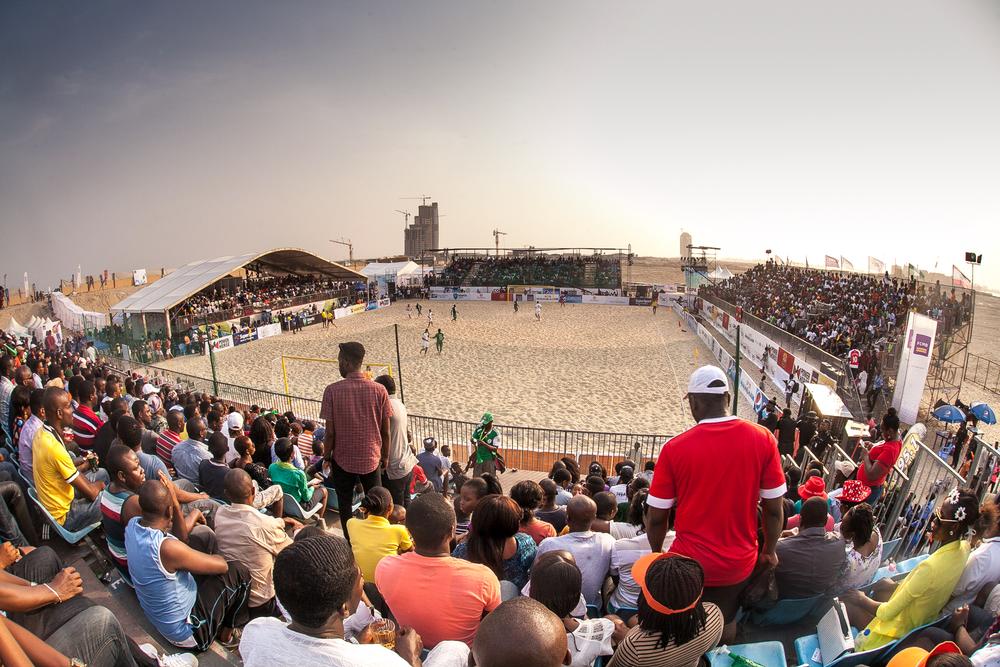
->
<box><xmin>705</xmin><ymin>262</ymin><xmax>974</xmax><ymax>358</ymax></box>
<box><xmin>173</xmin><ymin>275</ymin><xmax>355</xmax><ymax>320</ymax></box>
<box><xmin>436</xmin><ymin>255</ymin><xmax>622</xmax><ymax>290</ymax></box>
<box><xmin>4</xmin><ymin>321</ymin><xmax>1000</xmax><ymax>666</ymax></box>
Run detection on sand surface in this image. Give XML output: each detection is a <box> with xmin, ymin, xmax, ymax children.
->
<box><xmin>160</xmin><ymin>300</ymin><xmax>757</xmax><ymax>436</ymax></box>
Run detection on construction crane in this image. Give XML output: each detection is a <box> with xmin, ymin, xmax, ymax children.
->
<box><xmin>400</xmin><ymin>195</ymin><xmax>433</xmax><ymax>206</ymax></box>
<box><xmin>395</xmin><ymin>210</ymin><xmax>412</xmax><ymax>229</ymax></box>
<box><xmin>492</xmin><ymin>229</ymin><xmax>507</xmax><ymax>256</ymax></box>
<box><xmin>329</xmin><ymin>238</ymin><xmax>354</xmax><ymax>265</ymax></box>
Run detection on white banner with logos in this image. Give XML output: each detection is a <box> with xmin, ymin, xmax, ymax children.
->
<box><xmin>205</xmin><ymin>335</ymin><xmax>234</xmax><ymax>355</ymax></box>
<box><xmin>429</xmin><ymin>287</ymin><xmax>498</xmax><ymax>301</ymax></box>
<box><xmin>892</xmin><ymin>312</ymin><xmax>938</xmax><ymax>424</ymax></box>
<box><xmin>581</xmin><ymin>294</ymin><xmax>631</xmax><ymax>305</ymax></box>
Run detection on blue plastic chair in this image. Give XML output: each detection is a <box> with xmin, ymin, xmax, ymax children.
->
<box><xmin>794</xmin><ymin>633</ymin><xmax>884</xmax><ymax>667</ymax></box>
<box><xmin>748</xmin><ymin>594</ymin><xmax>826</xmax><ymax>627</ymax></box>
<box><xmin>880</xmin><ymin>538</ymin><xmax>901</xmax><ymax>564</ymax></box>
<box><xmin>607</xmin><ymin>604</ymin><xmax>638</xmax><ymax>623</ymax></box>
<box><xmin>870</xmin><ymin>553</ymin><xmax>930</xmax><ymax>583</ymax></box>
<box><xmin>283</xmin><ymin>493</ymin><xmax>322</xmax><ymax>521</ymax></box>
<box><xmin>26</xmin><ymin>487</ymin><xmax>101</xmax><ymax>545</ymax></box>
<box><xmin>708</xmin><ymin>641</ymin><xmax>787</xmax><ymax>667</ymax></box>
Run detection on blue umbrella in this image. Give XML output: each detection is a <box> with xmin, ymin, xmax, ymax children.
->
<box><xmin>970</xmin><ymin>402</ymin><xmax>997</xmax><ymax>425</ymax></box>
<box><xmin>933</xmin><ymin>404</ymin><xmax>966</xmax><ymax>423</ymax></box>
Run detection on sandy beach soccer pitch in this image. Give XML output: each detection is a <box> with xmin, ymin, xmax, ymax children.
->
<box><xmin>159</xmin><ymin>300</ymin><xmax>759</xmax><ymax>436</ymax></box>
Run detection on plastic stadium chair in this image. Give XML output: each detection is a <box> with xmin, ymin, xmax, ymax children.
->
<box><xmin>748</xmin><ymin>594</ymin><xmax>826</xmax><ymax>627</ymax></box>
<box><xmin>708</xmin><ymin>641</ymin><xmax>787</xmax><ymax>667</ymax></box>
<box><xmin>283</xmin><ymin>492</ymin><xmax>322</xmax><ymax>521</ymax></box>
<box><xmin>793</xmin><ymin>633</ymin><xmax>885</xmax><ymax>667</ymax></box>
<box><xmin>26</xmin><ymin>487</ymin><xmax>101</xmax><ymax>545</ymax></box>
<box><xmin>870</xmin><ymin>553</ymin><xmax>930</xmax><ymax>583</ymax></box>
<box><xmin>880</xmin><ymin>537</ymin><xmax>901</xmax><ymax>565</ymax></box>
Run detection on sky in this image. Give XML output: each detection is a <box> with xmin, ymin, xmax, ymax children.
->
<box><xmin>2</xmin><ymin>1</ymin><xmax>1000</xmax><ymax>291</ymax></box>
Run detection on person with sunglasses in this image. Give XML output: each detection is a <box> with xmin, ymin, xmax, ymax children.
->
<box><xmin>843</xmin><ymin>488</ymin><xmax>980</xmax><ymax>651</ymax></box>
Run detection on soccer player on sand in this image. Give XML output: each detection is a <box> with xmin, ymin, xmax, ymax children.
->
<box><xmin>451</xmin><ymin>304</ymin><xmax>458</xmax><ymax>321</ymax></box>
<box><xmin>535</xmin><ymin>302</ymin><xmax>542</xmax><ymax>321</ymax></box>
<box><xmin>406</xmin><ymin>303</ymin><xmax>412</xmax><ymax>319</ymax></box>
<box><xmin>434</xmin><ymin>329</ymin><xmax>445</xmax><ymax>354</ymax></box>
<box><xmin>420</xmin><ymin>329</ymin><xmax>430</xmax><ymax>355</ymax></box>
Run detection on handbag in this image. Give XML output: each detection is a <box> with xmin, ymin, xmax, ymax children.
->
<box><xmin>816</xmin><ymin>598</ymin><xmax>855</xmax><ymax>666</ymax></box>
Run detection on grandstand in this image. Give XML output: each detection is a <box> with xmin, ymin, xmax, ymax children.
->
<box><xmin>434</xmin><ymin>248</ymin><xmax>624</xmax><ymax>290</ymax></box>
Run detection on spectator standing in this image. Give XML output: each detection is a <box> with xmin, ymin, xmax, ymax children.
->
<box><xmin>856</xmin><ymin>412</ymin><xmax>903</xmax><ymax>505</ymax></box>
<box><xmin>374</xmin><ymin>374</ymin><xmax>417</xmax><ymax>507</ymax></box>
<box><xmin>469</xmin><ymin>412</ymin><xmax>501</xmax><ymax>478</ymax></box>
<box><xmin>375</xmin><ymin>492</ymin><xmax>501</xmax><ymax>647</ymax></box>
<box><xmin>775</xmin><ymin>408</ymin><xmax>798</xmax><ymax>458</ymax></box>
<box><xmin>646</xmin><ymin>366</ymin><xmax>785</xmax><ymax>642</ymax></box>
<box><xmin>320</xmin><ymin>342</ymin><xmax>392</xmax><ymax>537</ymax></box>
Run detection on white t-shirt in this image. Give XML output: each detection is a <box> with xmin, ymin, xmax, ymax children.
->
<box><xmin>609</xmin><ymin>484</ymin><xmax>629</xmax><ymax>504</ymax></box>
<box><xmin>566</xmin><ymin>618</ymin><xmax>615</xmax><ymax>667</ymax></box>
<box><xmin>609</xmin><ymin>533</ymin><xmax>656</xmax><ymax>609</ymax></box>
<box><xmin>240</xmin><ymin>617</ymin><xmax>469</xmax><ymax>667</ymax></box>
<box><xmin>385</xmin><ymin>397</ymin><xmax>417</xmax><ymax>481</ymax></box>
<box><xmin>537</xmin><ymin>531</ymin><xmax>615</xmax><ymax>606</ymax></box>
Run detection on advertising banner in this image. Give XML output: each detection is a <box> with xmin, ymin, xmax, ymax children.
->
<box><xmin>491</xmin><ymin>291</ymin><xmax>508</xmax><ymax>301</ymax></box>
<box><xmin>132</xmin><ymin>269</ymin><xmax>147</xmax><ymax>286</ymax></box>
<box><xmin>205</xmin><ymin>335</ymin><xmax>234</xmax><ymax>354</ymax></box>
<box><xmin>233</xmin><ymin>331</ymin><xmax>256</xmax><ymax>346</ymax></box>
<box><xmin>257</xmin><ymin>323</ymin><xmax>282</xmax><ymax>340</ymax></box>
<box><xmin>350</xmin><ymin>303</ymin><xmax>366</xmax><ymax>315</ymax></box>
<box><xmin>581</xmin><ymin>295</ymin><xmax>631</xmax><ymax>305</ymax></box>
<box><xmin>430</xmin><ymin>287</ymin><xmax>501</xmax><ymax>301</ymax></box>
<box><xmin>892</xmin><ymin>312</ymin><xmax>938</xmax><ymax>424</ymax></box>
<box><xmin>378</xmin><ymin>297</ymin><xmax>391</xmax><ymax>308</ymax></box>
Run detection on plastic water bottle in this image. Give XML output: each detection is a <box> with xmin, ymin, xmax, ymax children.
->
<box><xmin>716</xmin><ymin>646</ymin><xmax>768</xmax><ymax>667</ymax></box>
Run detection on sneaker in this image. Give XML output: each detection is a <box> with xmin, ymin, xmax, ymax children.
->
<box><xmin>138</xmin><ymin>643</ymin><xmax>198</xmax><ymax>667</ymax></box>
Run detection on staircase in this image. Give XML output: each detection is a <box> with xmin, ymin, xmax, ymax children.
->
<box><xmin>583</xmin><ymin>263</ymin><xmax>597</xmax><ymax>287</ymax></box>
<box><xmin>461</xmin><ymin>262</ymin><xmax>482</xmax><ymax>287</ymax></box>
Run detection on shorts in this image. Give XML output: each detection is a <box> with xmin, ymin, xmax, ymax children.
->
<box><xmin>702</xmin><ymin>575</ymin><xmax>752</xmax><ymax>624</ymax></box>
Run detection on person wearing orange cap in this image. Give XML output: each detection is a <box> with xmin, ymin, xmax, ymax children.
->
<box><xmin>608</xmin><ymin>552</ymin><xmax>724</xmax><ymax>667</ymax></box>
<box><xmin>885</xmin><ymin>640</ymin><xmax>968</xmax><ymax>667</ymax></box>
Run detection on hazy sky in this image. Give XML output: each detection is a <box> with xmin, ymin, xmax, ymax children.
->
<box><xmin>2</xmin><ymin>1</ymin><xmax>1000</xmax><ymax>291</ymax></box>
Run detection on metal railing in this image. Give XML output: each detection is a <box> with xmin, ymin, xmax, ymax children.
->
<box><xmin>171</xmin><ymin>288</ymin><xmax>352</xmax><ymax>331</ymax></box>
<box><xmin>100</xmin><ymin>356</ymin><xmax>672</xmax><ymax>471</ymax></box>
<box><xmin>966</xmin><ymin>353</ymin><xmax>1000</xmax><ymax>396</ymax></box>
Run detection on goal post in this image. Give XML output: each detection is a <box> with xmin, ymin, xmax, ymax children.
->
<box><xmin>280</xmin><ymin>354</ymin><xmax>393</xmax><ymax>400</ymax></box>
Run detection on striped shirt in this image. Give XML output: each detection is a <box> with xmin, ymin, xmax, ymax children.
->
<box><xmin>608</xmin><ymin>602</ymin><xmax>724</xmax><ymax>667</ymax></box>
<box><xmin>156</xmin><ymin>429</ymin><xmax>182</xmax><ymax>466</ymax></box>
<box><xmin>297</xmin><ymin>431</ymin><xmax>315</xmax><ymax>458</ymax></box>
<box><xmin>71</xmin><ymin>404</ymin><xmax>103</xmax><ymax>451</ymax></box>
<box><xmin>100</xmin><ymin>488</ymin><xmax>135</xmax><ymax>583</ymax></box>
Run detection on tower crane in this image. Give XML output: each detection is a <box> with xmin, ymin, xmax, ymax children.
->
<box><xmin>395</xmin><ymin>210</ymin><xmax>412</xmax><ymax>229</ymax></box>
<box><xmin>492</xmin><ymin>229</ymin><xmax>507</xmax><ymax>256</ymax></box>
<box><xmin>329</xmin><ymin>238</ymin><xmax>354</xmax><ymax>265</ymax></box>
<box><xmin>400</xmin><ymin>195</ymin><xmax>433</xmax><ymax>206</ymax></box>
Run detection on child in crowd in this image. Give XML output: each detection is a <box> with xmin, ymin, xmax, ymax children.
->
<box><xmin>448</xmin><ymin>461</ymin><xmax>468</xmax><ymax>497</ymax></box>
<box><xmin>454</xmin><ymin>495</ymin><xmax>472</xmax><ymax>537</ymax></box>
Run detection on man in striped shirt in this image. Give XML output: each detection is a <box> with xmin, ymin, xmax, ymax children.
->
<box><xmin>70</xmin><ymin>380</ymin><xmax>104</xmax><ymax>451</ymax></box>
<box><xmin>156</xmin><ymin>410</ymin><xmax>185</xmax><ymax>469</ymax></box>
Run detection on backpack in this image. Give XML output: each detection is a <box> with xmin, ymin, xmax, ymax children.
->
<box><xmin>791</xmin><ymin>380</ymin><xmax>800</xmax><ymax>394</ymax></box>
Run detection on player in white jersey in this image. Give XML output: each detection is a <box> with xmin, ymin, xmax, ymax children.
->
<box><xmin>420</xmin><ymin>329</ymin><xmax>430</xmax><ymax>355</ymax></box>
<box><xmin>535</xmin><ymin>301</ymin><xmax>542</xmax><ymax>321</ymax></box>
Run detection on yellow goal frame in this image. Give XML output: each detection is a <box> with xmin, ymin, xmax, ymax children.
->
<box><xmin>280</xmin><ymin>354</ymin><xmax>393</xmax><ymax>404</ymax></box>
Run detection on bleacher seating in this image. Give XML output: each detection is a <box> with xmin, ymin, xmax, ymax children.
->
<box><xmin>437</xmin><ymin>255</ymin><xmax>621</xmax><ymax>290</ymax></box>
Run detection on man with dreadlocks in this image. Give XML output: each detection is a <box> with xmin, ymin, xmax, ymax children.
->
<box><xmin>608</xmin><ymin>552</ymin><xmax>724</xmax><ymax>667</ymax></box>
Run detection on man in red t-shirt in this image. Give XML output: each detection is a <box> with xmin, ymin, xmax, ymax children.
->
<box><xmin>646</xmin><ymin>366</ymin><xmax>785</xmax><ymax>641</ymax></box>
<box><xmin>855</xmin><ymin>412</ymin><xmax>902</xmax><ymax>505</ymax></box>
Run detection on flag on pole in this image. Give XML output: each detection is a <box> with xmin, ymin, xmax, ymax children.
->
<box><xmin>953</xmin><ymin>265</ymin><xmax>972</xmax><ymax>289</ymax></box>
<box><xmin>825</xmin><ymin>255</ymin><xmax>839</xmax><ymax>269</ymax></box>
<box><xmin>841</xmin><ymin>256</ymin><xmax>854</xmax><ymax>271</ymax></box>
<box><xmin>868</xmin><ymin>257</ymin><xmax>885</xmax><ymax>274</ymax></box>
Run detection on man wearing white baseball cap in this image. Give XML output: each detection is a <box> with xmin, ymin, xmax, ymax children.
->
<box><xmin>645</xmin><ymin>365</ymin><xmax>785</xmax><ymax>643</ymax></box>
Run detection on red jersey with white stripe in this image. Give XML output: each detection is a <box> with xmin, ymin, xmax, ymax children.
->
<box><xmin>71</xmin><ymin>405</ymin><xmax>103</xmax><ymax>451</ymax></box>
<box><xmin>648</xmin><ymin>416</ymin><xmax>786</xmax><ymax>586</ymax></box>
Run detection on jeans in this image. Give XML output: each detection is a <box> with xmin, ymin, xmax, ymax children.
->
<box><xmin>0</xmin><ymin>480</ymin><xmax>39</xmax><ymax>546</ymax></box>
<box><xmin>6</xmin><ymin>546</ymin><xmax>94</xmax><ymax>641</ymax></box>
<box><xmin>190</xmin><ymin>561</ymin><xmax>252</xmax><ymax>651</ymax></box>
<box><xmin>325</xmin><ymin>460</ymin><xmax>381</xmax><ymax>538</ymax></box>
<box><xmin>47</xmin><ymin>605</ymin><xmax>141</xmax><ymax>667</ymax></box>
<box><xmin>383</xmin><ymin>470</ymin><xmax>413</xmax><ymax>508</ymax></box>
<box><xmin>174</xmin><ymin>479</ymin><xmax>223</xmax><ymax>529</ymax></box>
<box><xmin>64</xmin><ymin>468</ymin><xmax>111</xmax><ymax>532</ymax></box>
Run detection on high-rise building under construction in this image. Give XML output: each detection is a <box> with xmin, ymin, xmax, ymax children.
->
<box><xmin>404</xmin><ymin>202</ymin><xmax>439</xmax><ymax>257</ymax></box>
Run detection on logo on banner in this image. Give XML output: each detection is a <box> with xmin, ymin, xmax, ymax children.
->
<box><xmin>777</xmin><ymin>348</ymin><xmax>795</xmax><ymax>375</ymax></box>
<box><xmin>914</xmin><ymin>334</ymin><xmax>931</xmax><ymax>357</ymax></box>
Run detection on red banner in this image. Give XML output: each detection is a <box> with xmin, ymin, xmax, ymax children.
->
<box><xmin>722</xmin><ymin>312</ymin><xmax>730</xmax><ymax>330</ymax></box>
<box><xmin>777</xmin><ymin>347</ymin><xmax>795</xmax><ymax>375</ymax></box>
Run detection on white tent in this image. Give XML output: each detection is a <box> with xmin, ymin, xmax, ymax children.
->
<box><xmin>708</xmin><ymin>266</ymin><xmax>734</xmax><ymax>280</ymax></box>
<box><xmin>360</xmin><ymin>261</ymin><xmax>422</xmax><ymax>286</ymax></box>
<box><xmin>51</xmin><ymin>291</ymin><xmax>108</xmax><ymax>333</ymax></box>
<box><xmin>4</xmin><ymin>317</ymin><xmax>31</xmax><ymax>340</ymax></box>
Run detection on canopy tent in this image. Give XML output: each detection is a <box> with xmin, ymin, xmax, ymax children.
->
<box><xmin>708</xmin><ymin>266</ymin><xmax>734</xmax><ymax>280</ymax></box>
<box><xmin>111</xmin><ymin>248</ymin><xmax>366</xmax><ymax>315</ymax></box>
<box><xmin>51</xmin><ymin>291</ymin><xmax>108</xmax><ymax>333</ymax></box>
<box><xmin>360</xmin><ymin>260</ymin><xmax>422</xmax><ymax>287</ymax></box>
<box><xmin>4</xmin><ymin>317</ymin><xmax>31</xmax><ymax>340</ymax></box>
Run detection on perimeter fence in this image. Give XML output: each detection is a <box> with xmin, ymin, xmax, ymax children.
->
<box><xmin>101</xmin><ymin>355</ymin><xmax>672</xmax><ymax>472</ymax></box>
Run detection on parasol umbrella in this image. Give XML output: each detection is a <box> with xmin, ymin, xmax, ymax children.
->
<box><xmin>933</xmin><ymin>404</ymin><xmax>966</xmax><ymax>423</ymax></box>
<box><xmin>970</xmin><ymin>402</ymin><xmax>997</xmax><ymax>425</ymax></box>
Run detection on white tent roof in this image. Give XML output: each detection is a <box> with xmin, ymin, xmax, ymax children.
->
<box><xmin>5</xmin><ymin>317</ymin><xmax>30</xmax><ymax>338</ymax></box>
<box><xmin>360</xmin><ymin>261</ymin><xmax>420</xmax><ymax>278</ymax></box>
<box><xmin>111</xmin><ymin>247</ymin><xmax>366</xmax><ymax>314</ymax></box>
<box><xmin>709</xmin><ymin>266</ymin><xmax>734</xmax><ymax>280</ymax></box>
